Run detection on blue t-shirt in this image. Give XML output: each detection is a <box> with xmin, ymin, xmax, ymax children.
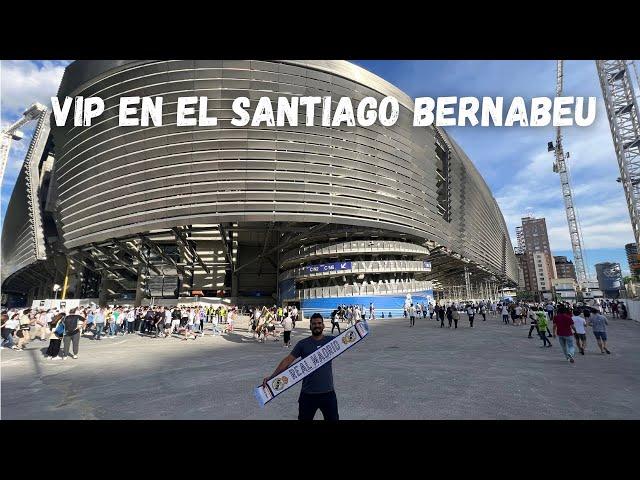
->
<box><xmin>291</xmin><ymin>335</ymin><xmax>336</xmax><ymax>394</ymax></box>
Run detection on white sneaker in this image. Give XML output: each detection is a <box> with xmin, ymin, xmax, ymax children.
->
<box><xmin>72</xmin><ymin>355</ymin><xmax>78</xmax><ymax>359</ymax></box>
<box><xmin>63</xmin><ymin>356</ymin><xmax>67</xmax><ymax>360</ymax></box>
<box><xmin>51</xmin><ymin>356</ymin><xmax>60</xmax><ymax>360</ymax></box>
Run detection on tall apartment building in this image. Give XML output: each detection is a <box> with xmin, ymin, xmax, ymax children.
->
<box><xmin>516</xmin><ymin>216</ymin><xmax>556</xmax><ymax>298</ymax></box>
<box><xmin>554</xmin><ymin>255</ymin><xmax>577</xmax><ymax>281</ymax></box>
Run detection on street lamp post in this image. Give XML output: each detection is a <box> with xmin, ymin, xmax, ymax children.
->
<box><xmin>53</xmin><ymin>284</ymin><xmax>61</xmax><ymax>300</ymax></box>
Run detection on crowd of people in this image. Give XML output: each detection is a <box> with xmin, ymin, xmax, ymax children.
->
<box><xmin>0</xmin><ymin>304</ymin><xmax>240</xmax><ymax>359</ymax></box>
<box><xmin>248</xmin><ymin>305</ymin><xmax>299</xmax><ymax>346</ymax></box>
<box><xmin>0</xmin><ymin>296</ymin><xmax>624</xmax><ymax>366</ymax></box>
<box><xmin>398</xmin><ymin>298</ymin><xmax>618</xmax><ymax>364</ymax></box>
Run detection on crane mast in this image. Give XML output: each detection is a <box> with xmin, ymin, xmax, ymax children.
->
<box><xmin>596</xmin><ymin>60</ymin><xmax>640</xmax><ymax>248</ymax></box>
<box><xmin>0</xmin><ymin>103</ymin><xmax>47</xmax><ymax>186</ymax></box>
<box><xmin>551</xmin><ymin>60</ymin><xmax>588</xmax><ymax>284</ymax></box>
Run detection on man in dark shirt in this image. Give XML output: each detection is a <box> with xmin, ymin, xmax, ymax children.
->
<box><xmin>263</xmin><ymin>313</ymin><xmax>339</xmax><ymax>421</ymax></box>
<box><xmin>62</xmin><ymin>308</ymin><xmax>87</xmax><ymax>359</ymax></box>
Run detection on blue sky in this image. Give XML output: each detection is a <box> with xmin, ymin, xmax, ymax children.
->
<box><xmin>1</xmin><ymin>60</ymin><xmax>637</xmax><ymax>278</ymax></box>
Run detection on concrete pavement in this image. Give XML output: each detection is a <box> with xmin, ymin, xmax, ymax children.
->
<box><xmin>2</xmin><ymin>313</ymin><xmax>639</xmax><ymax>419</ymax></box>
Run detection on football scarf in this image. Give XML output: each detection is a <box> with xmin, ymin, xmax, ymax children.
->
<box><xmin>254</xmin><ymin>320</ymin><xmax>370</xmax><ymax>406</ymax></box>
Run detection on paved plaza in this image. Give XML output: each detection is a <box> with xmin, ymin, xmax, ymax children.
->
<box><xmin>2</xmin><ymin>313</ymin><xmax>639</xmax><ymax>419</ymax></box>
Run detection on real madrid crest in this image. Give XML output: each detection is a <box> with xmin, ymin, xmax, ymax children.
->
<box><xmin>272</xmin><ymin>375</ymin><xmax>289</xmax><ymax>391</ymax></box>
<box><xmin>342</xmin><ymin>331</ymin><xmax>356</xmax><ymax>344</ymax></box>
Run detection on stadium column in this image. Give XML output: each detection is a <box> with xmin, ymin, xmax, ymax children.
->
<box><xmin>135</xmin><ymin>264</ymin><xmax>144</xmax><ymax>307</ymax></box>
<box><xmin>98</xmin><ymin>275</ymin><xmax>109</xmax><ymax>307</ymax></box>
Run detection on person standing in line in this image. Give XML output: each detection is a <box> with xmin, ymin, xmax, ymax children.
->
<box><xmin>587</xmin><ymin>309</ymin><xmax>611</xmax><ymax>354</ymax></box>
<box><xmin>62</xmin><ymin>308</ymin><xmax>86</xmax><ymax>360</ymax></box>
<box><xmin>536</xmin><ymin>309</ymin><xmax>552</xmax><ymax>348</ymax></box>
<box><xmin>501</xmin><ymin>304</ymin><xmax>509</xmax><ymax>324</ymax></box>
<box><xmin>163</xmin><ymin>308</ymin><xmax>172</xmax><ymax>337</ymax></box>
<box><xmin>199</xmin><ymin>308</ymin><xmax>205</xmax><ymax>333</ymax></box>
<box><xmin>34</xmin><ymin>309</ymin><xmax>49</xmax><ymax>341</ymax></box>
<box><xmin>171</xmin><ymin>307</ymin><xmax>181</xmax><ymax>334</ymax></box>
<box><xmin>553</xmin><ymin>305</ymin><xmax>575</xmax><ymax>363</ymax></box>
<box><xmin>409</xmin><ymin>303</ymin><xmax>417</xmax><ymax>327</ymax></box>
<box><xmin>467</xmin><ymin>304</ymin><xmax>476</xmax><ymax>328</ymax></box>
<box><xmin>446</xmin><ymin>305</ymin><xmax>453</xmax><ymax>328</ymax></box>
<box><xmin>572</xmin><ymin>309</ymin><xmax>587</xmax><ymax>355</ymax></box>
<box><xmin>93</xmin><ymin>308</ymin><xmax>105</xmax><ymax>340</ymax></box>
<box><xmin>263</xmin><ymin>313</ymin><xmax>340</xmax><ymax>421</ymax></box>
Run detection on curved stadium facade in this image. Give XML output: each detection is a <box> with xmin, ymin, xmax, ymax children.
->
<box><xmin>1</xmin><ymin>60</ymin><xmax>518</xmax><ymax>314</ymax></box>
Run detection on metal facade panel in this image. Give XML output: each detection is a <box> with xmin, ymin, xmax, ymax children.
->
<box><xmin>47</xmin><ymin>60</ymin><xmax>516</xmax><ymax>283</ymax></box>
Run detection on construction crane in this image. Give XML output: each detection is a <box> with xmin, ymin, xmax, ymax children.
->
<box><xmin>596</xmin><ymin>60</ymin><xmax>640</xmax><ymax>249</ymax></box>
<box><xmin>0</xmin><ymin>102</ymin><xmax>47</xmax><ymax>187</ymax></box>
<box><xmin>548</xmin><ymin>60</ymin><xmax>588</xmax><ymax>284</ymax></box>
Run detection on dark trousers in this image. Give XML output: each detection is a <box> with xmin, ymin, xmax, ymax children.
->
<box><xmin>46</xmin><ymin>338</ymin><xmax>61</xmax><ymax>357</ymax></box>
<box><xmin>331</xmin><ymin>321</ymin><xmax>341</xmax><ymax>334</ymax></box>
<box><xmin>284</xmin><ymin>330</ymin><xmax>291</xmax><ymax>344</ymax></box>
<box><xmin>440</xmin><ymin>317</ymin><xmax>444</xmax><ymax>327</ymax></box>
<box><xmin>410</xmin><ymin>316</ymin><xmax>416</xmax><ymax>326</ymax></box>
<box><xmin>94</xmin><ymin>323</ymin><xmax>104</xmax><ymax>339</ymax></box>
<box><xmin>134</xmin><ymin>318</ymin><xmax>142</xmax><ymax>331</ymax></box>
<box><xmin>298</xmin><ymin>391</ymin><xmax>339</xmax><ymax>421</ymax></box>
<box><xmin>448</xmin><ymin>317</ymin><xmax>452</xmax><ymax>327</ymax></box>
<box><xmin>453</xmin><ymin>319</ymin><xmax>458</xmax><ymax>328</ymax></box>
<box><xmin>63</xmin><ymin>332</ymin><xmax>80</xmax><ymax>356</ymax></box>
<box><xmin>503</xmin><ymin>314</ymin><xmax>509</xmax><ymax>324</ymax></box>
<box><xmin>469</xmin><ymin>315</ymin><xmax>474</xmax><ymax>327</ymax></box>
<box><xmin>528</xmin><ymin>324</ymin><xmax>539</xmax><ymax>337</ymax></box>
<box><xmin>539</xmin><ymin>330</ymin><xmax>551</xmax><ymax>346</ymax></box>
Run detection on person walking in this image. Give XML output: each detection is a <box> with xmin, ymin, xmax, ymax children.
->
<box><xmin>446</xmin><ymin>305</ymin><xmax>453</xmax><ymax>328</ymax></box>
<box><xmin>263</xmin><ymin>313</ymin><xmax>340</xmax><ymax>421</ymax></box>
<box><xmin>2</xmin><ymin>313</ymin><xmax>20</xmax><ymax>350</ymax></box>
<box><xmin>536</xmin><ymin>309</ymin><xmax>552</xmax><ymax>348</ymax></box>
<box><xmin>553</xmin><ymin>305</ymin><xmax>575</xmax><ymax>363</ymax></box>
<box><xmin>480</xmin><ymin>304</ymin><xmax>487</xmax><ymax>322</ymax></box>
<box><xmin>409</xmin><ymin>303</ymin><xmax>417</xmax><ymax>327</ymax></box>
<box><xmin>528</xmin><ymin>307</ymin><xmax>540</xmax><ymax>338</ymax></box>
<box><xmin>438</xmin><ymin>305</ymin><xmax>445</xmax><ymax>327</ymax></box>
<box><xmin>282</xmin><ymin>313</ymin><xmax>293</xmax><ymax>347</ymax></box>
<box><xmin>467</xmin><ymin>304</ymin><xmax>476</xmax><ymax>328</ymax></box>
<box><xmin>62</xmin><ymin>308</ymin><xmax>86</xmax><ymax>360</ymax></box>
<box><xmin>452</xmin><ymin>307</ymin><xmax>460</xmax><ymax>329</ymax></box>
<box><xmin>587</xmin><ymin>309</ymin><xmax>611</xmax><ymax>354</ymax></box>
<box><xmin>572</xmin><ymin>309</ymin><xmax>588</xmax><ymax>355</ymax></box>
<box><xmin>15</xmin><ymin>309</ymin><xmax>33</xmax><ymax>350</ymax></box>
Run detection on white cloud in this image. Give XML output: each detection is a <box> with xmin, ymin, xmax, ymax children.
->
<box><xmin>1</xmin><ymin>60</ymin><xmax>70</xmax><ymax>117</ymax></box>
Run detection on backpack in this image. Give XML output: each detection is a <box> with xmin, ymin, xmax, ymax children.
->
<box><xmin>54</xmin><ymin>321</ymin><xmax>65</xmax><ymax>337</ymax></box>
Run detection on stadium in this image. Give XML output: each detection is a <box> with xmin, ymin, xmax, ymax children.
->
<box><xmin>1</xmin><ymin>60</ymin><xmax>518</xmax><ymax>314</ymax></box>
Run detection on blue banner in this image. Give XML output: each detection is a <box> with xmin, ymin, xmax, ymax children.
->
<box><xmin>423</xmin><ymin>261</ymin><xmax>432</xmax><ymax>270</ymax></box>
<box><xmin>305</xmin><ymin>261</ymin><xmax>352</xmax><ymax>274</ymax></box>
